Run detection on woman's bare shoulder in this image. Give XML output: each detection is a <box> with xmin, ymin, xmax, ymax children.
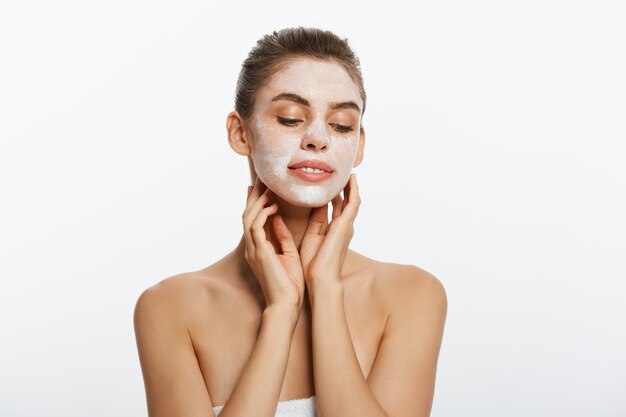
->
<box><xmin>138</xmin><ymin>268</ymin><xmax>210</xmax><ymax>297</ymax></box>
<box><xmin>347</xmin><ymin>250</ymin><xmax>446</xmax><ymax>305</ymax></box>
<box><xmin>376</xmin><ymin>261</ymin><xmax>447</xmax><ymax>321</ymax></box>
<box><xmin>134</xmin><ymin>263</ymin><xmax>239</xmax><ymax>326</ymax></box>
<box><xmin>379</xmin><ymin>262</ymin><xmax>444</xmax><ymax>291</ymax></box>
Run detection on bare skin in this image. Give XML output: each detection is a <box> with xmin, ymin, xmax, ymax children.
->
<box><xmin>136</xmin><ymin>238</ymin><xmax>443</xmax><ymax>409</ymax></box>
<box><xmin>135</xmin><ymin>180</ymin><xmax>447</xmax><ymax>417</ymax></box>
<box><xmin>134</xmin><ymin>58</ymin><xmax>447</xmax><ymax>417</ymax></box>
<box><xmin>181</xmin><ymin>241</ymin><xmax>391</xmax><ymax>405</ymax></box>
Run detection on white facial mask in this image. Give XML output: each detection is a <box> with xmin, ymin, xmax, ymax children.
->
<box><xmin>251</xmin><ymin>116</ymin><xmax>359</xmax><ymax>207</ymax></box>
<box><xmin>248</xmin><ymin>59</ymin><xmax>363</xmax><ymax>207</ymax></box>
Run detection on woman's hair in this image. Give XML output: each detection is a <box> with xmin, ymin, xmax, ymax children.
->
<box><xmin>234</xmin><ymin>27</ymin><xmax>367</xmax><ymax>126</ymax></box>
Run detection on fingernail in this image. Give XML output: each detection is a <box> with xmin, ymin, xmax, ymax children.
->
<box><xmin>247</xmin><ymin>186</ymin><xmax>252</xmax><ymax>196</ymax></box>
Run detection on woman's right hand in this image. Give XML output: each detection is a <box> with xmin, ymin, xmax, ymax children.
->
<box><xmin>242</xmin><ymin>178</ymin><xmax>305</xmax><ymax>310</ymax></box>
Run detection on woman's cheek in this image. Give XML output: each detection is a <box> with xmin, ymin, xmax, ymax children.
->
<box><xmin>250</xmin><ymin>126</ymin><xmax>359</xmax><ymax>207</ymax></box>
<box><xmin>252</xmin><ymin>132</ymin><xmax>298</xmax><ymax>184</ymax></box>
<box><xmin>330</xmin><ymin>134</ymin><xmax>359</xmax><ymax>184</ymax></box>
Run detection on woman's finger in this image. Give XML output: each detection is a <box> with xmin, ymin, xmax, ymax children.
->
<box><xmin>342</xmin><ymin>174</ymin><xmax>360</xmax><ymax>220</ymax></box>
<box><xmin>246</xmin><ymin>177</ymin><xmax>266</xmax><ymax>211</ymax></box>
<box><xmin>251</xmin><ymin>203</ymin><xmax>279</xmax><ymax>253</ymax></box>
<box><xmin>246</xmin><ymin>188</ymin><xmax>275</xmax><ymax>233</ymax></box>
<box><xmin>331</xmin><ymin>193</ymin><xmax>343</xmax><ymax>220</ymax></box>
<box><xmin>341</xmin><ymin>176</ymin><xmax>350</xmax><ymax>211</ymax></box>
<box><xmin>244</xmin><ymin>187</ymin><xmax>273</xmax><ymax>224</ymax></box>
<box><xmin>243</xmin><ymin>184</ymin><xmax>272</xmax><ymax>257</ymax></box>
<box><xmin>242</xmin><ymin>184</ymin><xmax>257</xmax><ymax>257</ymax></box>
<box><xmin>304</xmin><ymin>204</ymin><xmax>328</xmax><ymax>238</ymax></box>
<box><xmin>272</xmin><ymin>215</ymin><xmax>298</xmax><ymax>256</ymax></box>
<box><xmin>320</xmin><ymin>205</ymin><xmax>330</xmax><ymax>235</ymax></box>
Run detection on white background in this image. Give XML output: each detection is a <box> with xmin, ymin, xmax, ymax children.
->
<box><xmin>1</xmin><ymin>1</ymin><xmax>624</xmax><ymax>416</ymax></box>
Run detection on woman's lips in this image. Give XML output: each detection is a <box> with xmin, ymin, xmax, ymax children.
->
<box><xmin>288</xmin><ymin>167</ymin><xmax>333</xmax><ymax>183</ymax></box>
<box><xmin>288</xmin><ymin>160</ymin><xmax>334</xmax><ymax>172</ymax></box>
<box><xmin>287</xmin><ymin>159</ymin><xmax>334</xmax><ymax>183</ymax></box>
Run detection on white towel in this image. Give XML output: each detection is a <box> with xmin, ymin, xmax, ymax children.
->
<box><xmin>213</xmin><ymin>395</ymin><xmax>317</xmax><ymax>417</ymax></box>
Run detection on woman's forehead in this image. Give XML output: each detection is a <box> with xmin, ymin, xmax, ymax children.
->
<box><xmin>260</xmin><ymin>58</ymin><xmax>362</xmax><ymax>108</ymax></box>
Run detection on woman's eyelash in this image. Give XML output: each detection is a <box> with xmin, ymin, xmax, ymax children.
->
<box><xmin>277</xmin><ymin>116</ymin><xmax>301</xmax><ymax>127</ymax></box>
<box><xmin>276</xmin><ymin>117</ymin><xmax>354</xmax><ymax>133</ymax></box>
<box><xmin>330</xmin><ymin>123</ymin><xmax>354</xmax><ymax>133</ymax></box>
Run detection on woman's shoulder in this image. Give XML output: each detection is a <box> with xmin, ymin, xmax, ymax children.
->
<box><xmin>134</xmin><ymin>253</ymin><xmax>446</xmax><ymax>321</ymax></box>
<box><xmin>346</xmin><ymin>250</ymin><xmax>447</xmax><ymax>307</ymax></box>
<box><xmin>134</xmin><ymin>264</ymin><xmax>240</xmax><ymax>326</ymax></box>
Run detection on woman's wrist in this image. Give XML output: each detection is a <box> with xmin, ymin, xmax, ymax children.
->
<box><xmin>263</xmin><ymin>302</ymin><xmax>301</xmax><ymax>325</ymax></box>
<box><xmin>308</xmin><ymin>281</ymin><xmax>344</xmax><ymax>308</ymax></box>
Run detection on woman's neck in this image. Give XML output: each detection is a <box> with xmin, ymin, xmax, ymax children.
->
<box><xmin>268</xmin><ymin>193</ymin><xmax>318</xmax><ymax>251</ymax></box>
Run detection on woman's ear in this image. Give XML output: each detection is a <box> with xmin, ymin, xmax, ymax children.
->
<box><xmin>353</xmin><ymin>126</ymin><xmax>366</xmax><ymax>168</ymax></box>
<box><xmin>226</xmin><ymin>111</ymin><xmax>252</xmax><ymax>156</ymax></box>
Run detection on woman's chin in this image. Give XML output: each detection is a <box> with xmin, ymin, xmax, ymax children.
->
<box><xmin>259</xmin><ymin>178</ymin><xmax>340</xmax><ymax>208</ymax></box>
<box><xmin>269</xmin><ymin>189</ymin><xmax>332</xmax><ymax>208</ymax></box>
<box><xmin>279</xmin><ymin>196</ymin><xmax>330</xmax><ymax>208</ymax></box>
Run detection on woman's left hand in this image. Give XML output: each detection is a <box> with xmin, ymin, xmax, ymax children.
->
<box><xmin>299</xmin><ymin>173</ymin><xmax>361</xmax><ymax>289</ymax></box>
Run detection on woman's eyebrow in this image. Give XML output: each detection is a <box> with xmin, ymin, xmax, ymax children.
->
<box><xmin>271</xmin><ymin>92</ymin><xmax>309</xmax><ymax>106</ymax></box>
<box><xmin>271</xmin><ymin>92</ymin><xmax>361</xmax><ymax>113</ymax></box>
<box><xmin>331</xmin><ymin>101</ymin><xmax>361</xmax><ymax>112</ymax></box>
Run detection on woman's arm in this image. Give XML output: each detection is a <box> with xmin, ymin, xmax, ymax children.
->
<box><xmin>310</xmin><ymin>281</ymin><xmax>388</xmax><ymax>417</ymax></box>
<box><xmin>310</xmin><ymin>268</ymin><xmax>447</xmax><ymax>417</ymax></box>
<box><xmin>365</xmin><ymin>268</ymin><xmax>448</xmax><ymax>417</ymax></box>
<box><xmin>134</xmin><ymin>281</ymin><xmax>300</xmax><ymax>417</ymax></box>
<box><xmin>299</xmin><ymin>176</ymin><xmax>448</xmax><ymax>417</ymax></box>
<box><xmin>212</xmin><ymin>179</ymin><xmax>306</xmax><ymax>415</ymax></box>
<box><xmin>216</xmin><ymin>303</ymin><xmax>300</xmax><ymax>417</ymax></box>
<box><xmin>134</xmin><ymin>282</ymin><xmax>213</xmax><ymax>417</ymax></box>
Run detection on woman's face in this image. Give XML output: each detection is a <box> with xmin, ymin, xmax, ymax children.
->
<box><xmin>248</xmin><ymin>58</ymin><xmax>364</xmax><ymax>207</ymax></box>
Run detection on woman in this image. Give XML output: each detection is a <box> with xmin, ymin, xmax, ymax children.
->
<box><xmin>134</xmin><ymin>27</ymin><xmax>447</xmax><ymax>417</ymax></box>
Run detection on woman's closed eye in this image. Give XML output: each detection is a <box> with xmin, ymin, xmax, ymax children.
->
<box><xmin>277</xmin><ymin>116</ymin><xmax>302</xmax><ymax>127</ymax></box>
<box><xmin>276</xmin><ymin>116</ymin><xmax>354</xmax><ymax>133</ymax></box>
<box><xmin>330</xmin><ymin>123</ymin><xmax>354</xmax><ymax>133</ymax></box>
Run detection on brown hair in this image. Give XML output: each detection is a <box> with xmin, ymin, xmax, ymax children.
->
<box><xmin>234</xmin><ymin>27</ymin><xmax>367</xmax><ymax>126</ymax></box>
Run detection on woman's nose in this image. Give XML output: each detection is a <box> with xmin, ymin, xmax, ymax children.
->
<box><xmin>301</xmin><ymin>118</ymin><xmax>329</xmax><ymax>151</ymax></box>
